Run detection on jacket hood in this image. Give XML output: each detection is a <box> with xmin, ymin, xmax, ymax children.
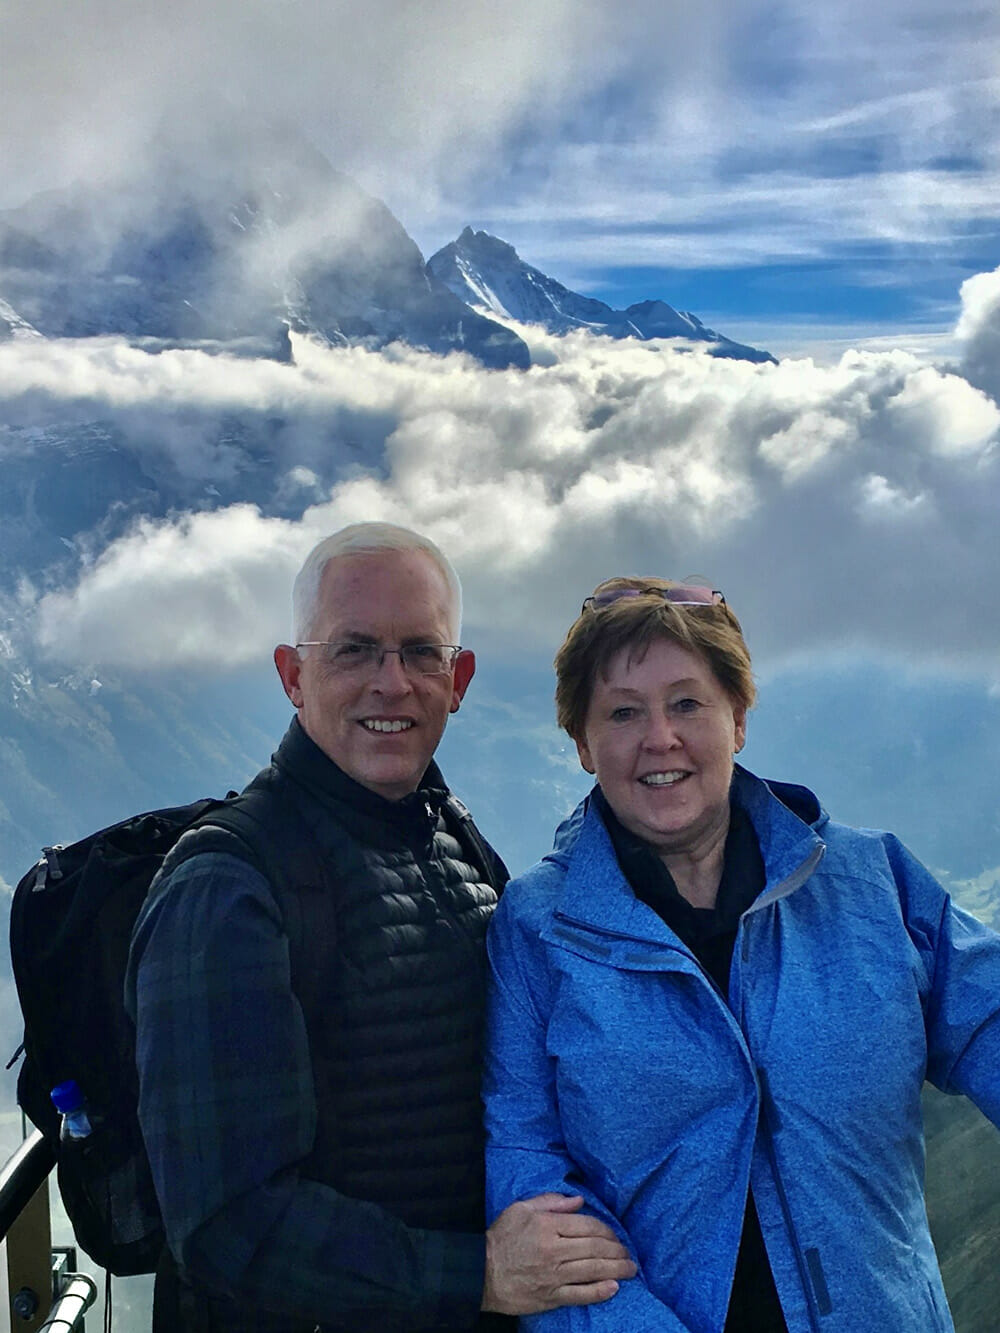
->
<box><xmin>742</xmin><ymin>765</ymin><xmax>826</xmax><ymax>831</ymax></box>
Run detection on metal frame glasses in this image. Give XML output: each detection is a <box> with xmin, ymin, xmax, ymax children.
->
<box><xmin>295</xmin><ymin>641</ymin><xmax>462</xmax><ymax>676</ymax></box>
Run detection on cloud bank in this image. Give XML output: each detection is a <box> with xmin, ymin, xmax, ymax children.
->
<box><xmin>9</xmin><ymin>303</ymin><xmax>996</xmax><ymax>678</ymax></box>
<box><xmin>0</xmin><ymin>0</ymin><xmax>617</xmax><ymax>216</ymax></box>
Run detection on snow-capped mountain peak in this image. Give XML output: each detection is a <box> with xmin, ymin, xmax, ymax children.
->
<box><xmin>427</xmin><ymin>228</ymin><xmax>774</xmax><ymax>363</ymax></box>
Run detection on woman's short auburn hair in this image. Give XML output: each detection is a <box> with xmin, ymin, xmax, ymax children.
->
<box><xmin>555</xmin><ymin>577</ymin><xmax>757</xmax><ymax>740</ymax></box>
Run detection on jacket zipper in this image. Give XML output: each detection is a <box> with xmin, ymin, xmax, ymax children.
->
<box><xmin>756</xmin><ymin>1079</ymin><xmax>824</xmax><ymax>1333</ymax></box>
<box><xmin>556</xmin><ymin>906</ymin><xmax>828</xmax><ymax>1331</ymax></box>
<box><xmin>421</xmin><ymin>803</ymin><xmax>484</xmax><ymax>964</ymax></box>
<box><xmin>738</xmin><ymin>914</ymin><xmax>827</xmax><ymax>1333</ymax></box>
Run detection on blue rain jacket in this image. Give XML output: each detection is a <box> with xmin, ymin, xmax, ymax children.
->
<box><xmin>484</xmin><ymin>766</ymin><xmax>1000</xmax><ymax>1332</ymax></box>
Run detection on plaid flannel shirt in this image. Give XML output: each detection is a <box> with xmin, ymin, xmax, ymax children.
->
<box><xmin>126</xmin><ymin>848</ymin><xmax>486</xmax><ymax>1330</ymax></box>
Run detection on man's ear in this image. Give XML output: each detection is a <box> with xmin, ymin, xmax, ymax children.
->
<box><xmin>449</xmin><ymin>649</ymin><xmax>476</xmax><ymax>713</ymax></box>
<box><xmin>274</xmin><ymin>644</ymin><xmax>304</xmax><ymax>708</ymax></box>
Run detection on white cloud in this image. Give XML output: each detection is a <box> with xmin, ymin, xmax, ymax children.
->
<box><xmin>0</xmin><ymin>0</ymin><xmax>620</xmax><ymax>213</ymax></box>
<box><xmin>17</xmin><ymin>320</ymin><xmax>998</xmax><ymax>677</ymax></box>
<box><xmin>956</xmin><ymin>265</ymin><xmax>1000</xmax><ymax>402</ymax></box>
<box><xmin>462</xmin><ymin>168</ymin><xmax>1000</xmax><ymax>274</ymax></box>
<box><xmin>858</xmin><ymin>474</ymin><xmax>927</xmax><ymax>517</ymax></box>
<box><xmin>33</xmin><ymin>506</ymin><xmax>306</xmax><ymax>665</ymax></box>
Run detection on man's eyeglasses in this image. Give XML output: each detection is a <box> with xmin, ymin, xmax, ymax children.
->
<box><xmin>296</xmin><ymin>642</ymin><xmax>462</xmax><ymax>676</ymax></box>
<box><xmin>581</xmin><ymin>585</ymin><xmax>725</xmax><ymax>614</ymax></box>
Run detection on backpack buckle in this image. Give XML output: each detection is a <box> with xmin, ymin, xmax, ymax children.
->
<box><xmin>33</xmin><ymin>846</ymin><xmax>64</xmax><ymax>891</ymax></box>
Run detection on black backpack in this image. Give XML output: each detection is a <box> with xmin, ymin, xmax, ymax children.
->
<box><xmin>7</xmin><ymin>793</ymin><xmax>281</xmax><ymax>1276</ymax></box>
<box><xmin>8</xmin><ymin>784</ymin><xmax>505</xmax><ymax>1278</ymax></box>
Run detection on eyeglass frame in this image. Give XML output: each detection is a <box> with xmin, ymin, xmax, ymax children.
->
<box><xmin>295</xmin><ymin>640</ymin><xmax>464</xmax><ymax>676</ymax></box>
<box><xmin>580</xmin><ymin>584</ymin><xmax>725</xmax><ymax>614</ymax></box>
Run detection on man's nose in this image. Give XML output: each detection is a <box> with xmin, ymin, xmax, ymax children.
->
<box><xmin>371</xmin><ymin>649</ymin><xmax>412</xmax><ymax>688</ymax></box>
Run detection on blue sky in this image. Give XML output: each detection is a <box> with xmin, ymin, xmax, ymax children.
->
<box><xmin>387</xmin><ymin>0</ymin><xmax>1000</xmax><ymax>353</ymax></box>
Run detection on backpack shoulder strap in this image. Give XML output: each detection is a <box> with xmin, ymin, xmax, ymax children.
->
<box><xmin>166</xmin><ymin>783</ymin><xmax>336</xmax><ymax>1024</ymax></box>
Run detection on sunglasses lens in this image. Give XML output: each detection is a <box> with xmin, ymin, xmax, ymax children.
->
<box><xmin>669</xmin><ymin>587</ymin><xmax>716</xmax><ymax>604</ymax></box>
<box><xmin>591</xmin><ymin>588</ymin><xmax>642</xmax><ymax>608</ymax></box>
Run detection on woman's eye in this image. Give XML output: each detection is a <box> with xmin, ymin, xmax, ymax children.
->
<box><xmin>610</xmin><ymin>706</ymin><xmax>636</xmax><ymax>721</ymax></box>
<box><xmin>671</xmin><ymin>697</ymin><xmax>701</xmax><ymax>714</ymax></box>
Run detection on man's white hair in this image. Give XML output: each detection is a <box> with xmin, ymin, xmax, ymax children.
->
<box><xmin>293</xmin><ymin>522</ymin><xmax>463</xmax><ymax>644</ymax></box>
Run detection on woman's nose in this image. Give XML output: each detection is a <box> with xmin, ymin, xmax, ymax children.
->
<box><xmin>641</xmin><ymin>711</ymin><xmax>683</xmax><ymax>750</ymax></box>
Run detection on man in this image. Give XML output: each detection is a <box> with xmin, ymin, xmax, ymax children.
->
<box><xmin>126</xmin><ymin>522</ymin><xmax>634</xmax><ymax>1332</ymax></box>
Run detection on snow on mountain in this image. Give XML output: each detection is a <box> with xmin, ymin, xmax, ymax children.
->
<box><xmin>427</xmin><ymin>229</ymin><xmax>620</xmax><ymax>333</ymax></box>
<box><xmin>427</xmin><ymin>227</ymin><xmax>775</xmax><ymax>363</ymax></box>
<box><xmin>0</xmin><ymin>296</ymin><xmax>42</xmax><ymax>341</ymax></box>
<box><xmin>0</xmin><ymin>143</ymin><xmax>529</xmax><ymax>370</ymax></box>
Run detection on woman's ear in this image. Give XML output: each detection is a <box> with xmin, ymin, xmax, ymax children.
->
<box><xmin>575</xmin><ymin>734</ymin><xmax>596</xmax><ymax>775</ymax></box>
<box><xmin>733</xmin><ymin>705</ymin><xmax>747</xmax><ymax>754</ymax></box>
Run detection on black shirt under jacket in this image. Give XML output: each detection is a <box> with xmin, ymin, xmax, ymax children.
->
<box><xmin>593</xmin><ymin>787</ymin><xmax>789</xmax><ymax>1333</ymax></box>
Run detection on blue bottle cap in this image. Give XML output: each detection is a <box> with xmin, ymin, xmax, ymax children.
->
<box><xmin>50</xmin><ymin>1080</ymin><xmax>85</xmax><ymax>1113</ymax></box>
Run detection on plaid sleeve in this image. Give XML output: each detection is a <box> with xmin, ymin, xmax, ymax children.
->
<box><xmin>128</xmin><ymin>851</ymin><xmax>486</xmax><ymax>1328</ymax></box>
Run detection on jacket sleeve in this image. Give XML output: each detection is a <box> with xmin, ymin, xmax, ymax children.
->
<box><xmin>484</xmin><ymin>888</ymin><xmax>693</xmax><ymax>1333</ymax></box>
<box><xmin>890</xmin><ymin>836</ymin><xmax>1000</xmax><ymax>1126</ymax></box>
<box><xmin>127</xmin><ymin>851</ymin><xmax>484</xmax><ymax>1330</ymax></box>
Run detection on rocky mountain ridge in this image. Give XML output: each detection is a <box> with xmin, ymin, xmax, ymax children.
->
<box><xmin>0</xmin><ymin>160</ymin><xmax>529</xmax><ymax>369</ymax></box>
<box><xmin>1</xmin><ymin>141</ymin><xmax>772</xmax><ymax>370</ymax></box>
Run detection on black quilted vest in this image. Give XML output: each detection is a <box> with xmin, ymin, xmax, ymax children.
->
<box><xmin>157</xmin><ymin>721</ymin><xmax>513</xmax><ymax>1332</ymax></box>
<box><xmin>232</xmin><ymin>719</ymin><xmax>504</xmax><ymax>1230</ymax></box>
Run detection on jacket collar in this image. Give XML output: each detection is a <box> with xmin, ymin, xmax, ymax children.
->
<box><xmin>556</xmin><ymin>800</ymin><xmax>680</xmax><ymax>944</ymax></box>
<box><xmin>270</xmin><ymin>717</ymin><xmax>450</xmax><ymax>828</ymax></box>
<box><xmin>553</xmin><ymin>766</ymin><xmax>825</xmax><ymax>941</ymax></box>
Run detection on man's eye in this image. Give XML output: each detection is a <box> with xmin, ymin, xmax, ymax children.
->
<box><xmin>407</xmin><ymin>644</ymin><xmax>439</xmax><ymax>659</ymax></box>
<box><xmin>333</xmin><ymin>643</ymin><xmax>369</xmax><ymax>660</ymax></box>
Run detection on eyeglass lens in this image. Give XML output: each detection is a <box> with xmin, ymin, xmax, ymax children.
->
<box><xmin>316</xmin><ymin>642</ymin><xmax>457</xmax><ymax>674</ymax></box>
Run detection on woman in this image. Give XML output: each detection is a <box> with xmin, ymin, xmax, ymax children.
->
<box><xmin>484</xmin><ymin>577</ymin><xmax>1000</xmax><ymax>1333</ymax></box>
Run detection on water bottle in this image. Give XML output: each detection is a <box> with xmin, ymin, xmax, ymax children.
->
<box><xmin>50</xmin><ymin>1079</ymin><xmax>93</xmax><ymax>1140</ymax></box>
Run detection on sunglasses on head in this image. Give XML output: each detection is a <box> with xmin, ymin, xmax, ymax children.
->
<box><xmin>581</xmin><ymin>584</ymin><xmax>725</xmax><ymax>614</ymax></box>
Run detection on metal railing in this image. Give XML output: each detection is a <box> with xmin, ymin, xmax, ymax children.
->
<box><xmin>33</xmin><ymin>1274</ymin><xmax>98</xmax><ymax>1331</ymax></box>
<box><xmin>0</xmin><ymin>1131</ymin><xmax>97</xmax><ymax>1332</ymax></box>
<box><xmin>0</xmin><ymin>1132</ymin><xmax>53</xmax><ymax>1238</ymax></box>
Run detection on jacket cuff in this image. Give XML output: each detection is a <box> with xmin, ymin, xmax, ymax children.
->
<box><xmin>413</xmin><ymin>1228</ymin><xmax>486</xmax><ymax>1328</ymax></box>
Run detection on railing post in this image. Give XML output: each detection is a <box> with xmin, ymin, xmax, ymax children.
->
<box><xmin>0</xmin><ymin>1130</ymin><xmax>59</xmax><ymax>1330</ymax></box>
<box><xmin>2</xmin><ymin>1176</ymin><xmax>53</xmax><ymax>1329</ymax></box>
